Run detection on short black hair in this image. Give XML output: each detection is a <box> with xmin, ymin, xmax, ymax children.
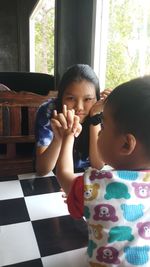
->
<box><xmin>56</xmin><ymin>64</ymin><xmax>100</xmax><ymax>112</ymax></box>
<box><xmin>106</xmin><ymin>76</ymin><xmax>150</xmax><ymax>157</ymax></box>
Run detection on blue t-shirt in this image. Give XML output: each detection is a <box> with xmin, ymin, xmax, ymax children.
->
<box><xmin>35</xmin><ymin>99</ymin><xmax>90</xmax><ymax>172</ymax></box>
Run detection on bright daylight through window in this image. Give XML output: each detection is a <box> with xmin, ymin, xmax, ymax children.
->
<box><xmin>30</xmin><ymin>0</ymin><xmax>55</xmax><ymax>75</ymax></box>
<box><xmin>93</xmin><ymin>0</ymin><xmax>150</xmax><ymax>89</ymax></box>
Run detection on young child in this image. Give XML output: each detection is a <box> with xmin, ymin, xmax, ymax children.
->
<box><xmin>56</xmin><ymin>76</ymin><xmax>150</xmax><ymax>266</ymax></box>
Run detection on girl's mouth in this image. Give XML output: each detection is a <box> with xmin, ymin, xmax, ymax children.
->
<box><xmin>76</xmin><ymin>112</ymin><xmax>85</xmax><ymax>116</ymax></box>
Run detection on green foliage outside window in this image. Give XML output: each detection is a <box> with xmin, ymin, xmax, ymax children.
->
<box><xmin>105</xmin><ymin>0</ymin><xmax>150</xmax><ymax>88</ymax></box>
<box><xmin>35</xmin><ymin>6</ymin><xmax>54</xmax><ymax>75</ymax></box>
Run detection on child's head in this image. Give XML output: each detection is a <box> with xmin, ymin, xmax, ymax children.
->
<box><xmin>98</xmin><ymin>76</ymin><xmax>150</xmax><ymax>170</ymax></box>
<box><xmin>56</xmin><ymin>64</ymin><xmax>100</xmax><ymax>122</ymax></box>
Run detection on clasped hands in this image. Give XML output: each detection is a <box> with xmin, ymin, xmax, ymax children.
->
<box><xmin>51</xmin><ymin>105</ymin><xmax>82</xmax><ymax>140</ymax></box>
<box><xmin>51</xmin><ymin>89</ymin><xmax>112</xmax><ymax>140</ymax></box>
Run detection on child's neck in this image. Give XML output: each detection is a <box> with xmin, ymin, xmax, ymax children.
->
<box><xmin>113</xmin><ymin>156</ymin><xmax>150</xmax><ymax>171</ymax></box>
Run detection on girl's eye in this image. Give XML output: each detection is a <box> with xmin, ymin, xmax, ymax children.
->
<box><xmin>66</xmin><ymin>96</ymin><xmax>75</xmax><ymax>101</ymax></box>
<box><xmin>85</xmin><ymin>98</ymin><xmax>93</xmax><ymax>102</ymax></box>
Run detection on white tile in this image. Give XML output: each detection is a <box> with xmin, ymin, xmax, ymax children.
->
<box><xmin>0</xmin><ymin>222</ymin><xmax>40</xmax><ymax>267</ymax></box>
<box><xmin>42</xmin><ymin>247</ymin><xmax>88</xmax><ymax>267</ymax></box>
<box><xmin>25</xmin><ymin>192</ymin><xmax>69</xmax><ymax>221</ymax></box>
<box><xmin>0</xmin><ymin>180</ymin><xmax>23</xmax><ymax>200</ymax></box>
<box><xmin>18</xmin><ymin>171</ymin><xmax>55</xmax><ymax>180</ymax></box>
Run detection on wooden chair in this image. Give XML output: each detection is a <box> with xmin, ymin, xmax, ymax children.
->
<box><xmin>0</xmin><ymin>90</ymin><xmax>57</xmax><ymax>176</ymax></box>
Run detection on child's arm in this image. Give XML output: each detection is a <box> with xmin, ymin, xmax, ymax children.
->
<box><xmin>56</xmin><ymin>110</ymin><xmax>82</xmax><ymax>195</ymax></box>
<box><xmin>89</xmin><ymin>89</ymin><xmax>112</xmax><ymax>169</ymax></box>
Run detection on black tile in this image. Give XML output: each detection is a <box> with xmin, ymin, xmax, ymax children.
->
<box><xmin>32</xmin><ymin>215</ymin><xmax>88</xmax><ymax>257</ymax></box>
<box><xmin>3</xmin><ymin>259</ymin><xmax>43</xmax><ymax>267</ymax></box>
<box><xmin>20</xmin><ymin>176</ymin><xmax>60</xmax><ymax>196</ymax></box>
<box><xmin>0</xmin><ymin>175</ymin><xmax>18</xmax><ymax>181</ymax></box>
<box><xmin>0</xmin><ymin>198</ymin><xmax>30</xmax><ymax>225</ymax></box>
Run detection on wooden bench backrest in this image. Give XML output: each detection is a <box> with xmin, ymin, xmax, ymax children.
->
<box><xmin>0</xmin><ymin>90</ymin><xmax>57</xmax><ymax>158</ymax></box>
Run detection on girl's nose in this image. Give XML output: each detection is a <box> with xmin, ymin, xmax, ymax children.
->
<box><xmin>76</xmin><ymin>100</ymin><xmax>84</xmax><ymax>110</ymax></box>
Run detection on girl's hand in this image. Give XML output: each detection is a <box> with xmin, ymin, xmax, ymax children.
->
<box><xmin>100</xmin><ymin>88</ymin><xmax>112</xmax><ymax>101</ymax></box>
<box><xmin>51</xmin><ymin>115</ymin><xmax>65</xmax><ymax>140</ymax></box>
<box><xmin>51</xmin><ymin>107</ymin><xmax>68</xmax><ymax>139</ymax></box>
<box><xmin>90</xmin><ymin>88</ymin><xmax>112</xmax><ymax>116</ymax></box>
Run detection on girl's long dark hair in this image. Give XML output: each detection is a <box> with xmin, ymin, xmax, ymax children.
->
<box><xmin>56</xmin><ymin>64</ymin><xmax>100</xmax><ymax>167</ymax></box>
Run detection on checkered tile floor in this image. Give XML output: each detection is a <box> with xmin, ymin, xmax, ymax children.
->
<box><xmin>0</xmin><ymin>172</ymin><xmax>88</xmax><ymax>267</ymax></box>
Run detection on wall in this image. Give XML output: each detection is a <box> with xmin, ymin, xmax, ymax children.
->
<box><xmin>55</xmin><ymin>0</ymin><xmax>94</xmax><ymax>85</ymax></box>
<box><xmin>0</xmin><ymin>0</ymin><xmax>38</xmax><ymax>71</ymax></box>
<box><xmin>0</xmin><ymin>0</ymin><xmax>94</xmax><ymax>83</ymax></box>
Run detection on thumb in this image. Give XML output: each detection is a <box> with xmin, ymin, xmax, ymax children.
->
<box><xmin>73</xmin><ymin>116</ymin><xmax>82</xmax><ymax>137</ymax></box>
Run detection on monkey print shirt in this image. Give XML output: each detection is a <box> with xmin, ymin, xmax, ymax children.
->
<box><xmin>67</xmin><ymin>167</ymin><xmax>150</xmax><ymax>266</ymax></box>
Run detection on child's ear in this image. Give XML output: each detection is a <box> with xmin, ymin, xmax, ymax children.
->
<box><xmin>120</xmin><ymin>133</ymin><xmax>136</xmax><ymax>155</ymax></box>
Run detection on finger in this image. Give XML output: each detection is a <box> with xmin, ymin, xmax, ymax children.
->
<box><xmin>63</xmin><ymin>104</ymin><xmax>67</xmax><ymax>117</ymax></box>
<box><xmin>72</xmin><ymin>115</ymin><xmax>82</xmax><ymax>137</ymax></box>
<box><xmin>57</xmin><ymin>113</ymin><xmax>68</xmax><ymax>129</ymax></box>
<box><xmin>51</xmin><ymin>118</ymin><xmax>62</xmax><ymax>133</ymax></box>
<box><xmin>100</xmin><ymin>89</ymin><xmax>112</xmax><ymax>98</ymax></box>
<box><xmin>74</xmin><ymin>123</ymin><xmax>82</xmax><ymax>137</ymax></box>
<box><xmin>100</xmin><ymin>93</ymin><xmax>109</xmax><ymax>101</ymax></box>
<box><xmin>62</xmin><ymin>193</ymin><xmax>67</xmax><ymax>198</ymax></box>
<box><xmin>72</xmin><ymin>115</ymin><xmax>80</xmax><ymax>133</ymax></box>
<box><xmin>67</xmin><ymin>109</ymin><xmax>74</xmax><ymax>128</ymax></box>
<box><xmin>51</xmin><ymin>118</ymin><xmax>62</xmax><ymax>128</ymax></box>
<box><xmin>71</xmin><ymin>109</ymin><xmax>75</xmax><ymax>116</ymax></box>
<box><xmin>53</xmin><ymin>109</ymin><xmax>57</xmax><ymax>118</ymax></box>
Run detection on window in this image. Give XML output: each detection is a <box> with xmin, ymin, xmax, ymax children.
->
<box><xmin>30</xmin><ymin>0</ymin><xmax>55</xmax><ymax>74</ymax></box>
<box><xmin>93</xmin><ymin>0</ymin><xmax>150</xmax><ymax>89</ymax></box>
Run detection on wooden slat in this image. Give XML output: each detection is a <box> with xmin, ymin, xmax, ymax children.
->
<box><xmin>3</xmin><ymin>106</ymin><xmax>10</xmax><ymax>136</ymax></box>
<box><xmin>10</xmin><ymin>107</ymin><xmax>21</xmax><ymax>135</ymax></box>
<box><xmin>6</xmin><ymin>144</ymin><xmax>16</xmax><ymax>158</ymax></box>
<box><xmin>0</xmin><ymin>107</ymin><xmax>3</xmax><ymax>136</ymax></box>
<box><xmin>0</xmin><ymin>90</ymin><xmax>57</xmax><ymax>107</ymax></box>
<box><xmin>28</xmin><ymin>107</ymin><xmax>37</xmax><ymax>135</ymax></box>
<box><xmin>0</xmin><ymin>157</ymin><xmax>34</xmax><ymax>176</ymax></box>
<box><xmin>0</xmin><ymin>90</ymin><xmax>57</xmax><ymax>170</ymax></box>
<box><xmin>0</xmin><ymin>135</ymin><xmax>35</xmax><ymax>143</ymax></box>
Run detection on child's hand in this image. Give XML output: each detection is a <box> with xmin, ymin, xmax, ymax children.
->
<box><xmin>60</xmin><ymin>187</ymin><xmax>67</xmax><ymax>203</ymax></box>
<box><xmin>66</xmin><ymin>109</ymin><xmax>82</xmax><ymax>137</ymax></box>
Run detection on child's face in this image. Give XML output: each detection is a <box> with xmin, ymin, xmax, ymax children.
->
<box><xmin>62</xmin><ymin>80</ymin><xmax>97</xmax><ymax>123</ymax></box>
<box><xmin>98</xmin><ymin>105</ymin><xmax>123</xmax><ymax>168</ymax></box>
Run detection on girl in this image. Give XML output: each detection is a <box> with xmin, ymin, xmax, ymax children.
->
<box><xmin>35</xmin><ymin>64</ymin><xmax>109</xmax><ymax>175</ymax></box>
<box><xmin>56</xmin><ymin>76</ymin><xmax>150</xmax><ymax>266</ymax></box>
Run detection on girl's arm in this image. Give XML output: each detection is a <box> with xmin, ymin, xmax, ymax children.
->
<box><xmin>35</xmin><ymin>107</ymin><xmax>68</xmax><ymax>176</ymax></box>
<box><xmin>36</xmin><ymin>138</ymin><xmax>62</xmax><ymax>176</ymax></box>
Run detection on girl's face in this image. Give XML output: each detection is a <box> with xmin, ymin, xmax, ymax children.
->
<box><xmin>62</xmin><ymin>80</ymin><xmax>97</xmax><ymax>123</ymax></box>
<box><xmin>98</xmin><ymin>105</ymin><xmax>123</xmax><ymax>168</ymax></box>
